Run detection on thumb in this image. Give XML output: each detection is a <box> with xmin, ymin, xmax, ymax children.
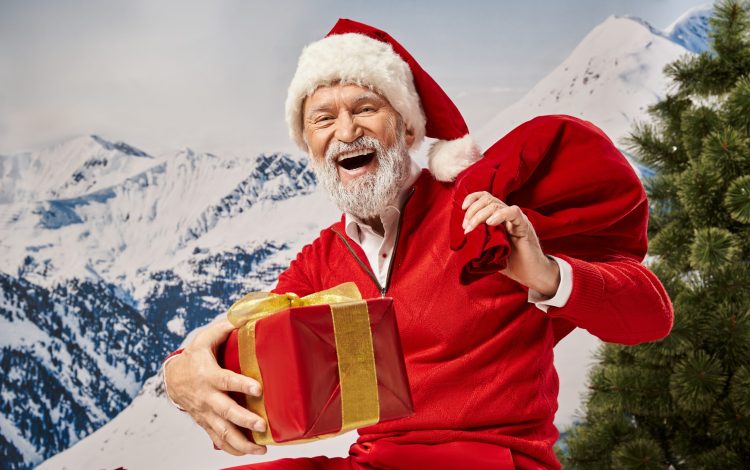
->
<box><xmin>192</xmin><ymin>318</ymin><xmax>235</xmax><ymax>350</ymax></box>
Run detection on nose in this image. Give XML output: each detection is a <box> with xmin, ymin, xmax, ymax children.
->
<box><xmin>334</xmin><ymin>111</ymin><xmax>363</xmax><ymax>143</ymax></box>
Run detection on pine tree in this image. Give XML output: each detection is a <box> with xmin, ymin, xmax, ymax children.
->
<box><xmin>560</xmin><ymin>1</ymin><xmax>750</xmax><ymax>468</ymax></box>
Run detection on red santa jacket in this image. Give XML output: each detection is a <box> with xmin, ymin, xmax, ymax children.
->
<box><xmin>167</xmin><ymin>115</ymin><xmax>673</xmax><ymax>468</ymax></box>
<box><xmin>269</xmin><ymin>115</ymin><xmax>673</xmax><ymax>470</ymax></box>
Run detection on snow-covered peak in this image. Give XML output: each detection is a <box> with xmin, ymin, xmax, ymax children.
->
<box><xmin>0</xmin><ymin>143</ymin><xmax>323</xmax><ymax>299</ymax></box>
<box><xmin>0</xmin><ymin>135</ymin><xmax>156</xmax><ymax>204</ymax></box>
<box><xmin>476</xmin><ymin>14</ymin><xmax>693</xmax><ymax>158</ymax></box>
<box><xmin>603</xmin><ymin>6</ymin><xmax>711</xmax><ymax>55</ymax></box>
<box><xmin>615</xmin><ymin>14</ymin><xmax>665</xmax><ymax>38</ymax></box>
<box><xmin>578</xmin><ymin>15</ymin><xmax>668</xmax><ymax>59</ymax></box>
<box><xmin>664</xmin><ymin>3</ymin><xmax>713</xmax><ymax>53</ymax></box>
<box><xmin>90</xmin><ymin>134</ymin><xmax>151</xmax><ymax>158</ymax></box>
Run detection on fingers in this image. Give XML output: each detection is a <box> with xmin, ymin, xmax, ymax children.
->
<box><xmin>204</xmin><ymin>413</ymin><xmax>268</xmax><ymax>456</ymax></box>
<box><xmin>463</xmin><ymin>192</ymin><xmax>500</xmax><ymax>221</ymax></box>
<box><xmin>192</xmin><ymin>318</ymin><xmax>235</xmax><ymax>350</ymax></box>
<box><xmin>172</xmin><ymin>319</ymin><xmax>271</xmax><ymax>457</ymax></box>
<box><xmin>487</xmin><ymin>205</ymin><xmax>525</xmax><ymax>228</ymax></box>
<box><xmin>211</xmin><ymin>387</ymin><xmax>266</xmax><ymax>431</ymax></box>
<box><xmin>464</xmin><ymin>201</ymin><xmax>526</xmax><ymax>235</ymax></box>
<box><xmin>207</xmin><ymin>415</ymin><xmax>265</xmax><ymax>455</ymax></box>
<box><xmin>464</xmin><ymin>203</ymin><xmax>500</xmax><ymax>233</ymax></box>
<box><xmin>461</xmin><ymin>191</ymin><xmax>487</xmax><ymax>210</ymax></box>
<box><xmin>213</xmin><ymin>368</ymin><xmax>262</xmax><ymax>397</ymax></box>
<box><xmin>463</xmin><ymin>192</ymin><xmax>505</xmax><ymax>232</ymax></box>
<box><xmin>204</xmin><ymin>426</ymin><xmax>244</xmax><ymax>456</ymax></box>
<box><xmin>188</xmin><ymin>371</ymin><xmax>267</xmax><ymax>455</ymax></box>
<box><xmin>462</xmin><ymin>192</ymin><xmax>509</xmax><ymax>231</ymax></box>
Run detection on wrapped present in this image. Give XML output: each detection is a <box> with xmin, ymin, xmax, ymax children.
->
<box><xmin>219</xmin><ymin>283</ymin><xmax>414</xmax><ymax>445</ymax></box>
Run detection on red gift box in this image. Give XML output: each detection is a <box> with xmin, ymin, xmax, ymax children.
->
<box><xmin>220</xmin><ymin>295</ymin><xmax>413</xmax><ymax>445</ymax></box>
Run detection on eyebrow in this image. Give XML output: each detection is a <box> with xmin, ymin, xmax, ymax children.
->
<box><xmin>351</xmin><ymin>92</ymin><xmax>385</xmax><ymax>106</ymax></box>
<box><xmin>305</xmin><ymin>91</ymin><xmax>386</xmax><ymax>118</ymax></box>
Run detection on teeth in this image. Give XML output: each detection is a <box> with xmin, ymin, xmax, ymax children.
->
<box><xmin>336</xmin><ymin>149</ymin><xmax>372</xmax><ymax>163</ymax></box>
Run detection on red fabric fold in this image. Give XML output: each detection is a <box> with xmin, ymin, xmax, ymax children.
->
<box><xmin>350</xmin><ymin>439</ymin><xmax>514</xmax><ymax>470</ymax></box>
<box><xmin>221</xmin><ymin>440</ymin><xmax>514</xmax><ymax>470</ymax></box>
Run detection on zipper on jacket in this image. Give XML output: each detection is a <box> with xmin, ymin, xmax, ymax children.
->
<box><xmin>331</xmin><ymin>228</ymin><xmax>384</xmax><ymax>293</ymax></box>
<box><xmin>332</xmin><ymin>186</ymin><xmax>416</xmax><ymax>297</ymax></box>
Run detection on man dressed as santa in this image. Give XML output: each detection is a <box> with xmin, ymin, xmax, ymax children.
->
<box><xmin>163</xmin><ymin>19</ymin><xmax>673</xmax><ymax>469</ymax></box>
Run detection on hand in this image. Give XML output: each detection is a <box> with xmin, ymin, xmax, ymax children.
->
<box><xmin>164</xmin><ymin>318</ymin><xmax>268</xmax><ymax>456</ymax></box>
<box><xmin>462</xmin><ymin>191</ymin><xmax>560</xmax><ymax>296</ymax></box>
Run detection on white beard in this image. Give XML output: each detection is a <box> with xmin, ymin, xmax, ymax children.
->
<box><xmin>311</xmin><ymin>130</ymin><xmax>410</xmax><ymax>220</ymax></box>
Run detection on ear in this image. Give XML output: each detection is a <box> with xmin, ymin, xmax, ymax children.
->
<box><xmin>404</xmin><ymin>125</ymin><xmax>416</xmax><ymax>148</ymax></box>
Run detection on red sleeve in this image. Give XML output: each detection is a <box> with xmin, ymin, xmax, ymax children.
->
<box><xmin>272</xmin><ymin>240</ymin><xmax>319</xmax><ymax>296</ymax></box>
<box><xmin>163</xmin><ymin>348</ymin><xmax>184</xmax><ymax>362</ymax></box>
<box><xmin>547</xmin><ymin>253</ymin><xmax>674</xmax><ymax>345</ymax></box>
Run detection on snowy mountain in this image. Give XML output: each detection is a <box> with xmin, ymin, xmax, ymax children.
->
<box><xmin>0</xmin><ymin>135</ymin><xmax>155</xmax><ymax>205</ymax></box>
<box><xmin>0</xmin><ymin>4</ymin><xmax>712</xmax><ymax>470</ymax></box>
<box><xmin>0</xmin><ymin>274</ymin><xmax>163</xmax><ymax>466</ymax></box>
<box><xmin>0</xmin><ymin>139</ymin><xmax>323</xmax><ymax>296</ymax></box>
<box><xmin>475</xmin><ymin>13</ymin><xmax>707</xmax><ymax>156</ymax></box>
<box><xmin>664</xmin><ymin>3</ymin><xmax>713</xmax><ymax>53</ymax></box>
<box><xmin>0</xmin><ymin>135</ymin><xmax>341</xmax><ymax>469</ymax></box>
<box><xmin>37</xmin><ymin>374</ymin><xmax>357</xmax><ymax>470</ymax></box>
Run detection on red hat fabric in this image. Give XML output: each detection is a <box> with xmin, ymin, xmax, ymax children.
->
<box><xmin>285</xmin><ymin>18</ymin><xmax>482</xmax><ymax>182</ymax></box>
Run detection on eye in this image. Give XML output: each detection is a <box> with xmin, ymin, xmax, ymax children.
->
<box><xmin>357</xmin><ymin>106</ymin><xmax>376</xmax><ymax>114</ymax></box>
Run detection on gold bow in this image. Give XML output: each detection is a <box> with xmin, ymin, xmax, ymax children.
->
<box><xmin>227</xmin><ymin>282</ymin><xmax>380</xmax><ymax>445</ymax></box>
<box><xmin>227</xmin><ymin>282</ymin><xmax>363</xmax><ymax>328</ymax></box>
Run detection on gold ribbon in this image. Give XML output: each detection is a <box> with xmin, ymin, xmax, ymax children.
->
<box><xmin>227</xmin><ymin>282</ymin><xmax>380</xmax><ymax>445</ymax></box>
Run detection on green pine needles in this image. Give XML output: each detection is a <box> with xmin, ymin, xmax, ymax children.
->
<box><xmin>560</xmin><ymin>1</ymin><xmax>750</xmax><ymax>468</ymax></box>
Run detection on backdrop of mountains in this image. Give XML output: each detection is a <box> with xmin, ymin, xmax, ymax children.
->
<box><xmin>0</xmin><ymin>5</ymin><xmax>711</xmax><ymax>469</ymax></box>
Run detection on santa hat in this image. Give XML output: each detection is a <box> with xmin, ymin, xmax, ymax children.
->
<box><xmin>285</xmin><ymin>18</ymin><xmax>482</xmax><ymax>182</ymax></box>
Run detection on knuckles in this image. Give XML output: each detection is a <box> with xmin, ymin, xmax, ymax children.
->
<box><xmin>219</xmin><ymin>372</ymin><xmax>233</xmax><ymax>391</ymax></box>
<box><xmin>194</xmin><ymin>395</ymin><xmax>212</xmax><ymax>413</ymax></box>
<box><xmin>462</xmin><ymin>196</ymin><xmax>525</xmax><ymax>231</ymax></box>
<box><xmin>219</xmin><ymin>426</ymin><xmax>231</xmax><ymax>441</ymax></box>
<box><xmin>220</xmin><ymin>405</ymin><xmax>233</xmax><ymax>421</ymax></box>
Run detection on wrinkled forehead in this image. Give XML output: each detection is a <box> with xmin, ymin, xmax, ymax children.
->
<box><xmin>302</xmin><ymin>81</ymin><xmax>390</xmax><ymax>116</ymax></box>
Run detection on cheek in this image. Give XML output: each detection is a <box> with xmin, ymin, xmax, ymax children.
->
<box><xmin>374</xmin><ymin>117</ymin><xmax>399</xmax><ymax>148</ymax></box>
<box><xmin>306</xmin><ymin>131</ymin><xmax>330</xmax><ymax>159</ymax></box>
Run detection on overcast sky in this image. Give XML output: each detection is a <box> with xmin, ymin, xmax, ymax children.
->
<box><xmin>0</xmin><ymin>0</ymin><xmax>707</xmax><ymax>157</ymax></box>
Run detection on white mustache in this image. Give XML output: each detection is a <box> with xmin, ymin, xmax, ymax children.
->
<box><xmin>325</xmin><ymin>136</ymin><xmax>381</xmax><ymax>164</ymax></box>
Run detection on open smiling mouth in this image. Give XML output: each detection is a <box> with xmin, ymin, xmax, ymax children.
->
<box><xmin>337</xmin><ymin>150</ymin><xmax>376</xmax><ymax>171</ymax></box>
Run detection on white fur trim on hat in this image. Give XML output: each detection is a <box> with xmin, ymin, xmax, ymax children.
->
<box><xmin>285</xmin><ymin>33</ymin><xmax>427</xmax><ymax>152</ymax></box>
<box><xmin>427</xmin><ymin>134</ymin><xmax>483</xmax><ymax>182</ymax></box>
